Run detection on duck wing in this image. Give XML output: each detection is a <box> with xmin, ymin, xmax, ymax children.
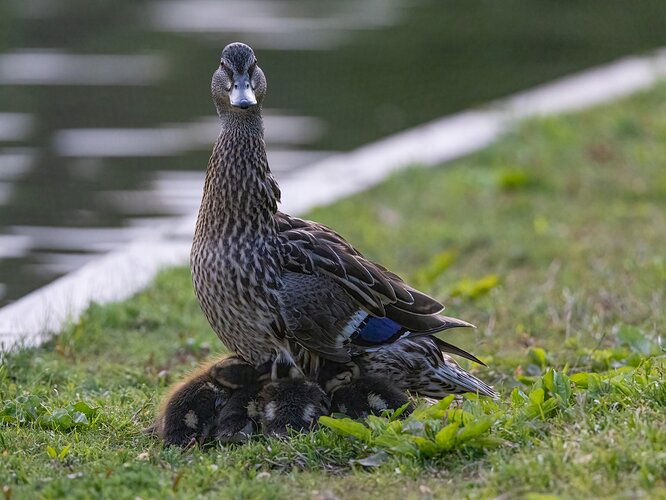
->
<box><xmin>276</xmin><ymin>212</ymin><xmax>444</xmax><ymax>318</ymax></box>
<box><xmin>275</xmin><ymin>212</ymin><xmax>475</xmax><ymax>361</ymax></box>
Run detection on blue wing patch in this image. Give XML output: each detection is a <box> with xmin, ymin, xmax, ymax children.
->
<box><xmin>352</xmin><ymin>316</ymin><xmax>410</xmax><ymax>346</ymax></box>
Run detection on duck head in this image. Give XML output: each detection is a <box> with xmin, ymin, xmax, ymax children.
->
<box><xmin>212</xmin><ymin>42</ymin><xmax>266</xmax><ymax>115</ymax></box>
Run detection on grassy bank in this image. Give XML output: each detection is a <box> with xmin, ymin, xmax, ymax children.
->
<box><xmin>1</xmin><ymin>84</ymin><xmax>665</xmax><ymax>498</ymax></box>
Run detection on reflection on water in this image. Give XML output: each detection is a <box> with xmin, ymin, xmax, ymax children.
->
<box><xmin>53</xmin><ymin>113</ymin><xmax>324</xmax><ymax>157</ymax></box>
<box><xmin>149</xmin><ymin>0</ymin><xmax>403</xmax><ymax>49</ymax></box>
<box><xmin>0</xmin><ymin>149</ymin><xmax>34</xmax><ymax>179</ymax></box>
<box><xmin>0</xmin><ymin>114</ymin><xmax>33</xmax><ymax>141</ymax></box>
<box><xmin>0</xmin><ymin>0</ymin><xmax>665</xmax><ymax>306</ymax></box>
<box><xmin>0</xmin><ymin>51</ymin><xmax>168</xmax><ymax>85</ymax></box>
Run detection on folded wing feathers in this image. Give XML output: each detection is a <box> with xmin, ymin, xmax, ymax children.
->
<box><xmin>278</xmin><ymin>213</ymin><xmax>466</xmax><ymax>336</ymax></box>
<box><xmin>284</xmin><ymin>242</ymin><xmax>314</xmax><ymax>274</ymax></box>
<box><xmin>383</xmin><ymin>305</ymin><xmax>452</xmax><ymax>331</ymax></box>
<box><xmin>435</xmin><ymin>314</ymin><xmax>475</xmax><ymax>330</ymax></box>
<box><xmin>387</xmin><ymin>278</ymin><xmax>416</xmax><ymax>304</ymax></box>
<box><xmin>321</xmin><ymin>270</ymin><xmax>387</xmax><ymax>317</ymax></box>
<box><xmin>291</xmin><ymin>314</ymin><xmax>350</xmax><ymax>363</ymax></box>
<box><xmin>335</xmin><ymin>250</ymin><xmax>377</xmax><ymax>286</ymax></box>
<box><xmin>283</xmin><ymin>231</ymin><xmax>429</xmax><ymax>312</ymax></box>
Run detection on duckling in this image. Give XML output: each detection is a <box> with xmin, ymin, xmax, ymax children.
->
<box><xmin>316</xmin><ymin>360</ymin><xmax>360</xmax><ymax>394</ymax></box>
<box><xmin>213</xmin><ymin>385</ymin><xmax>262</xmax><ymax>443</ymax></box>
<box><xmin>148</xmin><ymin>354</ymin><xmax>263</xmax><ymax>447</ymax></box>
<box><xmin>258</xmin><ymin>378</ymin><xmax>329</xmax><ymax>436</ymax></box>
<box><xmin>329</xmin><ymin>376</ymin><xmax>412</xmax><ymax>419</ymax></box>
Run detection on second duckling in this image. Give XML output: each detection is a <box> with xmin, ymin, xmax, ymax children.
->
<box><xmin>329</xmin><ymin>376</ymin><xmax>412</xmax><ymax>419</ymax></box>
<box><xmin>258</xmin><ymin>378</ymin><xmax>329</xmax><ymax>436</ymax></box>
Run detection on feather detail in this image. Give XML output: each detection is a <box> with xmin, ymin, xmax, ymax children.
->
<box><xmin>275</xmin><ymin>212</ymin><xmax>481</xmax><ymax>364</ymax></box>
<box><xmin>276</xmin><ymin>212</ymin><xmax>445</xmax><ymax>321</ymax></box>
<box><xmin>340</xmin><ymin>310</ymin><xmax>368</xmax><ymax>339</ymax></box>
<box><xmin>355</xmin><ymin>336</ymin><xmax>498</xmax><ymax>400</ymax></box>
<box><xmin>351</xmin><ymin>316</ymin><xmax>410</xmax><ymax>346</ymax></box>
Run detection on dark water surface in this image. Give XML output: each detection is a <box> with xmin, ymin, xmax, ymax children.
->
<box><xmin>1</xmin><ymin>0</ymin><xmax>665</xmax><ymax>306</ymax></box>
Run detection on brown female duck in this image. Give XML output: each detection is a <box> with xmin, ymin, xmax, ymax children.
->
<box><xmin>190</xmin><ymin>42</ymin><xmax>496</xmax><ymax>400</ymax></box>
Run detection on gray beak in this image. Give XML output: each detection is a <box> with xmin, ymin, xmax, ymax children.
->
<box><xmin>229</xmin><ymin>74</ymin><xmax>257</xmax><ymax>109</ymax></box>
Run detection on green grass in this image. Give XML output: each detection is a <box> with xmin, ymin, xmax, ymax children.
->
<box><xmin>1</xmin><ymin>84</ymin><xmax>665</xmax><ymax>499</ymax></box>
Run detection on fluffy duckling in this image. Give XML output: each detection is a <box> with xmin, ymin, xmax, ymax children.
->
<box><xmin>316</xmin><ymin>360</ymin><xmax>412</xmax><ymax>418</ymax></box>
<box><xmin>148</xmin><ymin>355</ymin><xmax>263</xmax><ymax>447</ymax></box>
<box><xmin>329</xmin><ymin>376</ymin><xmax>412</xmax><ymax>419</ymax></box>
<box><xmin>258</xmin><ymin>378</ymin><xmax>329</xmax><ymax>436</ymax></box>
<box><xmin>316</xmin><ymin>360</ymin><xmax>360</xmax><ymax>394</ymax></box>
<box><xmin>214</xmin><ymin>385</ymin><xmax>262</xmax><ymax>443</ymax></box>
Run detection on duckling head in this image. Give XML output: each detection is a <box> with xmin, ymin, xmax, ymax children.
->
<box><xmin>212</xmin><ymin>42</ymin><xmax>267</xmax><ymax>115</ymax></box>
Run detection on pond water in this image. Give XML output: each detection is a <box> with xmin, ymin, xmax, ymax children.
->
<box><xmin>1</xmin><ymin>0</ymin><xmax>665</xmax><ymax>306</ymax></box>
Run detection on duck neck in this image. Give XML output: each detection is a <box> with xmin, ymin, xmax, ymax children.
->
<box><xmin>196</xmin><ymin>109</ymin><xmax>281</xmax><ymax>244</ymax></box>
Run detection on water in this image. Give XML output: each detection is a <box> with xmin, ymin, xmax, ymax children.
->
<box><xmin>1</xmin><ymin>0</ymin><xmax>665</xmax><ymax>306</ymax></box>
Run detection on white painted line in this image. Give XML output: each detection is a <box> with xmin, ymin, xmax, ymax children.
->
<box><xmin>279</xmin><ymin>109</ymin><xmax>504</xmax><ymax>214</ymax></box>
<box><xmin>1</xmin><ymin>48</ymin><xmax>665</xmax><ymax>351</ymax></box>
<box><xmin>0</xmin><ymin>238</ymin><xmax>190</xmax><ymax>350</ymax></box>
<box><xmin>504</xmin><ymin>49</ymin><xmax>666</xmax><ymax>117</ymax></box>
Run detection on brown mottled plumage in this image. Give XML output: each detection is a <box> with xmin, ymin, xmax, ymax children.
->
<box><xmin>191</xmin><ymin>42</ymin><xmax>495</xmax><ymax>399</ymax></box>
<box><xmin>191</xmin><ymin>43</ymin><xmax>285</xmax><ymax>367</ymax></box>
<box><xmin>354</xmin><ymin>337</ymin><xmax>498</xmax><ymax>399</ymax></box>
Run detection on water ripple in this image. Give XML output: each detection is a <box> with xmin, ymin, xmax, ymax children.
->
<box><xmin>0</xmin><ymin>51</ymin><xmax>169</xmax><ymax>86</ymax></box>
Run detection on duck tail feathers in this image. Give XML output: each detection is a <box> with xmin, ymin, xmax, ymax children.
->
<box><xmin>431</xmin><ymin>336</ymin><xmax>487</xmax><ymax>366</ymax></box>
<box><xmin>420</xmin><ymin>352</ymin><xmax>498</xmax><ymax>400</ymax></box>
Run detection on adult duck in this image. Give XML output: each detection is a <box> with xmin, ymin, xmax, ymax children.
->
<box><xmin>191</xmin><ymin>42</ymin><xmax>495</xmax><ymax>397</ymax></box>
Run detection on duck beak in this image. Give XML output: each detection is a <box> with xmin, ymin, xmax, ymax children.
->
<box><xmin>229</xmin><ymin>74</ymin><xmax>257</xmax><ymax>109</ymax></box>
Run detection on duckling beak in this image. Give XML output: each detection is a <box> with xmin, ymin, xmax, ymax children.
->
<box><xmin>229</xmin><ymin>74</ymin><xmax>257</xmax><ymax>109</ymax></box>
